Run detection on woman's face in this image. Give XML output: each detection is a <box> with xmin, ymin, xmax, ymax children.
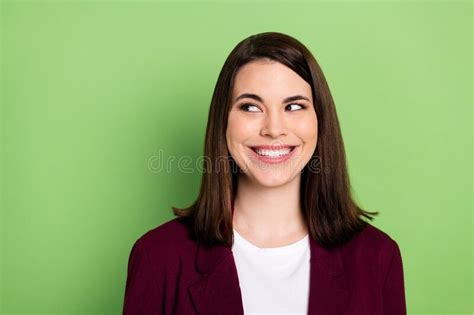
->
<box><xmin>226</xmin><ymin>59</ymin><xmax>318</xmax><ymax>188</ymax></box>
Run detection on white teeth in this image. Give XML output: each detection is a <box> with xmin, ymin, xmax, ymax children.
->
<box><xmin>255</xmin><ymin>148</ymin><xmax>292</xmax><ymax>157</ymax></box>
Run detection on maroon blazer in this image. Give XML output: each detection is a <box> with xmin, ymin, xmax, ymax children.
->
<box><xmin>123</xmin><ymin>217</ymin><xmax>406</xmax><ymax>314</ymax></box>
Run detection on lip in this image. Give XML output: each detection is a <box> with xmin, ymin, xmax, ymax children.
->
<box><xmin>248</xmin><ymin>145</ymin><xmax>298</xmax><ymax>164</ymax></box>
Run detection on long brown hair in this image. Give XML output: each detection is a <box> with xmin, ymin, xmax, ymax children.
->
<box><xmin>172</xmin><ymin>32</ymin><xmax>378</xmax><ymax>249</ymax></box>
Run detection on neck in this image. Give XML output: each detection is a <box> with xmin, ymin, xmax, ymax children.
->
<box><xmin>232</xmin><ymin>173</ymin><xmax>308</xmax><ymax>239</ymax></box>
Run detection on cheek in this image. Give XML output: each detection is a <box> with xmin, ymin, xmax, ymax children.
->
<box><xmin>226</xmin><ymin>114</ymin><xmax>258</xmax><ymax>146</ymax></box>
<box><xmin>295</xmin><ymin>115</ymin><xmax>318</xmax><ymax>142</ymax></box>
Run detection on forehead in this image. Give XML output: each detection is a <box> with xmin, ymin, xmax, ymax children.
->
<box><xmin>232</xmin><ymin>60</ymin><xmax>312</xmax><ymax>101</ymax></box>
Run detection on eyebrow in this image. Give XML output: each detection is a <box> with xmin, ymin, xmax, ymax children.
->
<box><xmin>234</xmin><ymin>93</ymin><xmax>311</xmax><ymax>104</ymax></box>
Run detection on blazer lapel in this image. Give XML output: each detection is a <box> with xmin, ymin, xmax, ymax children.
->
<box><xmin>188</xmin><ymin>234</ymin><xmax>349</xmax><ymax>315</ymax></box>
<box><xmin>188</xmin><ymin>242</ymin><xmax>244</xmax><ymax>315</ymax></box>
<box><xmin>307</xmin><ymin>236</ymin><xmax>350</xmax><ymax>315</ymax></box>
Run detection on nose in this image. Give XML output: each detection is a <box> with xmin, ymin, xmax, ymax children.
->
<box><xmin>260</xmin><ymin>110</ymin><xmax>287</xmax><ymax>138</ymax></box>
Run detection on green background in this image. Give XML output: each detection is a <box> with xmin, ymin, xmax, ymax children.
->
<box><xmin>0</xmin><ymin>0</ymin><xmax>472</xmax><ymax>314</ymax></box>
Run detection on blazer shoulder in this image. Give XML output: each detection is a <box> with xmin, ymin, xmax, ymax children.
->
<box><xmin>137</xmin><ymin>216</ymin><xmax>195</xmax><ymax>252</ymax></box>
<box><xmin>355</xmin><ymin>223</ymin><xmax>406</xmax><ymax>310</ymax></box>
<box><xmin>353</xmin><ymin>222</ymin><xmax>399</xmax><ymax>249</ymax></box>
<box><xmin>123</xmin><ymin>217</ymin><xmax>194</xmax><ymax>313</ymax></box>
<box><xmin>346</xmin><ymin>222</ymin><xmax>402</xmax><ymax>265</ymax></box>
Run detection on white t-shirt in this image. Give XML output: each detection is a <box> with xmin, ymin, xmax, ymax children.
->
<box><xmin>231</xmin><ymin>228</ymin><xmax>311</xmax><ymax>315</ymax></box>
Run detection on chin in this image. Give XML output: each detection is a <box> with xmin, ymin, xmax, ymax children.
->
<box><xmin>248</xmin><ymin>169</ymin><xmax>299</xmax><ymax>188</ymax></box>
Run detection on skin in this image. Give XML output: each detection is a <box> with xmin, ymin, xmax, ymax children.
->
<box><xmin>226</xmin><ymin>59</ymin><xmax>318</xmax><ymax>248</ymax></box>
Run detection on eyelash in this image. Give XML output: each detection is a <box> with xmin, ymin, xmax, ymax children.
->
<box><xmin>238</xmin><ymin>103</ymin><xmax>306</xmax><ymax>112</ymax></box>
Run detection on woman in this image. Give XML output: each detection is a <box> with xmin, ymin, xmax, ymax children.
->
<box><xmin>123</xmin><ymin>32</ymin><xmax>406</xmax><ymax>315</ymax></box>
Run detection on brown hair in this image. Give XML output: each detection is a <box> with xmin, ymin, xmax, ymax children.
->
<box><xmin>172</xmin><ymin>31</ymin><xmax>378</xmax><ymax>249</ymax></box>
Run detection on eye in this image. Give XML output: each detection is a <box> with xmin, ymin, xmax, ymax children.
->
<box><xmin>286</xmin><ymin>103</ymin><xmax>306</xmax><ymax>111</ymax></box>
<box><xmin>239</xmin><ymin>103</ymin><xmax>262</xmax><ymax>112</ymax></box>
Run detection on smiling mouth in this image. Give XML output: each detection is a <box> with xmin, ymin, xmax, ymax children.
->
<box><xmin>250</xmin><ymin>146</ymin><xmax>297</xmax><ymax>157</ymax></box>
